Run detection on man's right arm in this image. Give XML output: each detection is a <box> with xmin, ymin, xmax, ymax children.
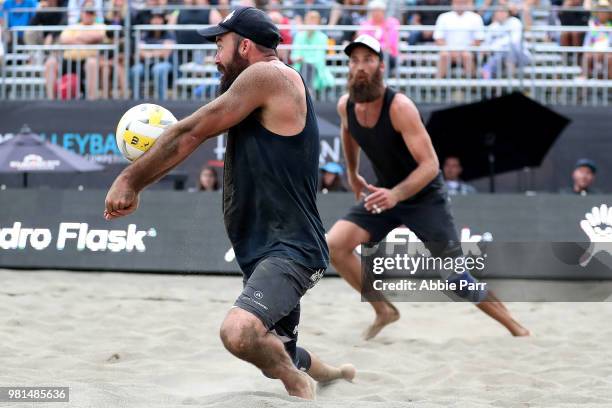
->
<box><xmin>112</xmin><ymin>62</ymin><xmax>277</xmax><ymax>194</ymax></box>
<box><xmin>337</xmin><ymin>94</ymin><xmax>359</xmax><ymax>177</ymax></box>
<box><xmin>337</xmin><ymin>94</ymin><xmax>369</xmax><ymax>200</ymax></box>
<box><xmin>104</xmin><ymin>62</ymin><xmax>281</xmax><ymax>219</ymax></box>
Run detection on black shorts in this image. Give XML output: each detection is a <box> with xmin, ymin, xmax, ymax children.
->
<box><xmin>344</xmin><ymin>178</ymin><xmax>489</xmax><ymax>303</ymax></box>
<box><xmin>343</xmin><ymin>176</ymin><xmax>461</xmax><ymax>257</ymax></box>
<box><xmin>234</xmin><ymin>256</ymin><xmax>325</xmax><ymax>371</ymax></box>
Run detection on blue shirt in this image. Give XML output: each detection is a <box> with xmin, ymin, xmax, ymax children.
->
<box><xmin>2</xmin><ymin>0</ymin><xmax>38</xmax><ymax>28</ymax></box>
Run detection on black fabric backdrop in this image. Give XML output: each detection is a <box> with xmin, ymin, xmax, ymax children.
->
<box><xmin>0</xmin><ymin>100</ymin><xmax>610</xmax><ymax>192</ymax></box>
<box><xmin>2</xmin><ymin>190</ymin><xmax>612</xmax><ymax>279</ymax></box>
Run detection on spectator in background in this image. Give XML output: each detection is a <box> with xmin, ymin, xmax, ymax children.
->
<box><xmin>558</xmin><ymin>0</ymin><xmax>591</xmax><ymax>46</ymax></box>
<box><xmin>328</xmin><ymin>0</ymin><xmax>368</xmax><ymax>44</ymax></box>
<box><xmin>175</xmin><ymin>0</ymin><xmax>214</xmax><ymax>61</ymax></box>
<box><xmin>267</xmin><ymin>2</ymin><xmax>293</xmax><ymax>63</ymax></box>
<box><xmin>434</xmin><ymin>0</ymin><xmax>484</xmax><ymax>78</ymax></box>
<box><xmin>67</xmin><ymin>0</ymin><xmax>102</xmax><ymax>24</ymax></box>
<box><xmin>100</xmin><ymin>0</ymin><xmax>128</xmax><ymax>98</ymax></box>
<box><xmin>131</xmin><ymin>11</ymin><xmax>175</xmax><ymax>100</ymax></box>
<box><xmin>358</xmin><ymin>0</ymin><xmax>400</xmax><ymax>72</ymax></box>
<box><xmin>197</xmin><ymin>166</ymin><xmax>220</xmax><ymax>192</ymax></box>
<box><xmin>406</xmin><ymin>0</ymin><xmax>450</xmax><ymax>45</ymax></box>
<box><xmin>580</xmin><ymin>0</ymin><xmax>611</xmax><ymax>79</ymax></box>
<box><xmin>475</xmin><ymin>0</ymin><xmax>494</xmax><ymax>25</ymax></box>
<box><xmin>319</xmin><ymin>162</ymin><xmax>347</xmax><ymax>193</ymax></box>
<box><xmin>292</xmin><ymin>0</ymin><xmax>331</xmax><ymax>24</ymax></box>
<box><xmin>27</xmin><ymin>0</ymin><xmax>66</xmax><ymax>46</ymax></box>
<box><xmin>210</xmin><ymin>0</ymin><xmax>231</xmax><ymax>24</ymax></box>
<box><xmin>560</xmin><ymin>159</ymin><xmax>602</xmax><ymax>195</ymax></box>
<box><xmin>132</xmin><ymin>0</ymin><xmax>171</xmax><ymax>26</ymax></box>
<box><xmin>43</xmin><ymin>3</ymin><xmax>106</xmax><ymax>99</ymax></box>
<box><xmin>1</xmin><ymin>0</ymin><xmax>37</xmax><ymax>46</ymax></box>
<box><xmin>443</xmin><ymin>156</ymin><xmax>477</xmax><ymax>195</ymax></box>
<box><xmin>481</xmin><ymin>6</ymin><xmax>531</xmax><ymax>79</ymax></box>
<box><xmin>292</xmin><ymin>10</ymin><xmax>334</xmax><ymax>91</ymax></box>
<box><xmin>0</xmin><ymin>29</ymin><xmax>4</xmax><ymax>64</ymax></box>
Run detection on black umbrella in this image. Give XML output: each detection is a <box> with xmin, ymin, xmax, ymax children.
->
<box><xmin>426</xmin><ymin>92</ymin><xmax>571</xmax><ymax>192</ymax></box>
<box><xmin>0</xmin><ymin>125</ymin><xmax>104</xmax><ymax>187</ymax></box>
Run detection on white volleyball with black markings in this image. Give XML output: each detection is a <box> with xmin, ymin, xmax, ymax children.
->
<box><xmin>115</xmin><ymin>104</ymin><xmax>178</xmax><ymax>162</ymax></box>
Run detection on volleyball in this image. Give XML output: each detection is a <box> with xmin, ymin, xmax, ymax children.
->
<box><xmin>115</xmin><ymin>104</ymin><xmax>177</xmax><ymax>162</ymax></box>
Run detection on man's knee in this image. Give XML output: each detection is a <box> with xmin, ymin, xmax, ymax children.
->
<box><xmin>327</xmin><ymin>232</ymin><xmax>349</xmax><ymax>260</ymax></box>
<box><xmin>327</xmin><ymin>221</ymin><xmax>367</xmax><ymax>260</ymax></box>
<box><xmin>219</xmin><ymin>308</ymin><xmax>265</xmax><ymax>358</ymax></box>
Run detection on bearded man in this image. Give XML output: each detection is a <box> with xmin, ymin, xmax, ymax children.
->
<box><xmin>327</xmin><ymin>34</ymin><xmax>530</xmax><ymax>340</ymax></box>
<box><xmin>104</xmin><ymin>7</ymin><xmax>355</xmax><ymax>399</ymax></box>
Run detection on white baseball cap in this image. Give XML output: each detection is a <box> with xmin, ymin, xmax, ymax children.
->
<box><xmin>368</xmin><ymin>0</ymin><xmax>387</xmax><ymax>10</ymax></box>
<box><xmin>344</xmin><ymin>34</ymin><xmax>383</xmax><ymax>58</ymax></box>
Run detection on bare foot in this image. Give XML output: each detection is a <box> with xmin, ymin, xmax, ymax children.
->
<box><xmin>363</xmin><ymin>302</ymin><xmax>400</xmax><ymax>340</ymax></box>
<box><xmin>478</xmin><ymin>292</ymin><xmax>530</xmax><ymax>337</ymax></box>
<box><xmin>511</xmin><ymin>324</ymin><xmax>531</xmax><ymax>337</ymax></box>
<box><xmin>287</xmin><ymin>371</ymin><xmax>316</xmax><ymax>400</ymax></box>
<box><xmin>340</xmin><ymin>364</ymin><xmax>356</xmax><ymax>382</ymax></box>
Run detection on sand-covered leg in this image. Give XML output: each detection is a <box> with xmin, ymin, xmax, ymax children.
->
<box><xmin>477</xmin><ymin>291</ymin><xmax>530</xmax><ymax>337</ymax></box>
<box><xmin>305</xmin><ymin>350</ymin><xmax>356</xmax><ymax>384</ymax></box>
<box><xmin>220</xmin><ymin>308</ymin><xmax>315</xmax><ymax>399</ymax></box>
<box><xmin>328</xmin><ymin>220</ymin><xmax>400</xmax><ymax>340</ymax></box>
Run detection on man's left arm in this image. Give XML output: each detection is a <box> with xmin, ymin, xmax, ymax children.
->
<box><xmin>364</xmin><ymin>94</ymin><xmax>439</xmax><ymax>212</ymax></box>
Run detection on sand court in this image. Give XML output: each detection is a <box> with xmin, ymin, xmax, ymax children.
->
<box><xmin>2</xmin><ymin>269</ymin><xmax>612</xmax><ymax>407</ymax></box>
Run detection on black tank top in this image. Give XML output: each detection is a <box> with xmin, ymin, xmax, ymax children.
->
<box><xmin>223</xmin><ymin>72</ymin><xmax>329</xmax><ymax>274</ymax></box>
<box><xmin>347</xmin><ymin>87</ymin><xmax>441</xmax><ymax>195</ymax></box>
<box><xmin>347</xmin><ymin>88</ymin><xmax>417</xmax><ymax>189</ymax></box>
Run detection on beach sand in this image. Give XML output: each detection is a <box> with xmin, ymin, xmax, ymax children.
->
<box><xmin>1</xmin><ymin>269</ymin><xmax>612</xmax><ymax>407</ymax></box>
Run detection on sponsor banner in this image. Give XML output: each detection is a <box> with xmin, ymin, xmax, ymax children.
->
<box><xmin>1</xmin><ymin>190</ymin><xmax>612</xmax><ymax>279</ymax></box>
<box><xmin>0</xmin><ymin>101</ymin><xmax>344</xmax><ymax>172</ymax></box>
<box><xmin>1</xmin><ymin>101</ymin><xmax>612</xmax><ymax>193</ymax></box>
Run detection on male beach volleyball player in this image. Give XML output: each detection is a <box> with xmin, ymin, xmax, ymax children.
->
<box><xmin>104</xmin><ymin>7</ymin><xmax>354</xmax><ymax>399</ymax></box>
<box><xmin>327</xmin><ymin>35</ymin><xmax>530</xmax><ymax>340</ymax></box>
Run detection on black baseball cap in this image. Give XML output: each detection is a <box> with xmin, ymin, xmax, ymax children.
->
<box><xmin>575</xmin><ymin>158</ymin><xmax>597</xmax><ymax>174</ymax></box>
<box><xmin>198</xmin><ymin>6</ymin><xmax>281</xmax><ymax>49</ymax></box>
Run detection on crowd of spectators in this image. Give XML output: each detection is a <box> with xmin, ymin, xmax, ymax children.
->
<box><xmin>0</xmin><ymin>0</ymin><xmax>610</xmax><ymax>99</ymax></box>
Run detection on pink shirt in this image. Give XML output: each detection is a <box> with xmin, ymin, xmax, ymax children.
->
<box><xmin>358</xmin><ymin>17</ymin><xmax>400</xmax><ymax>57</ymax></box>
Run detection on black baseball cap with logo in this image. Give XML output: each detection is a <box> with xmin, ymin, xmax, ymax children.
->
<box><xmin>198</xmin><ymin>6</ymin><xmax>281</xmax><ymax>49</ymax></box>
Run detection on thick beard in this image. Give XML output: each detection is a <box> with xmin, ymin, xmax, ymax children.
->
<box><xmin>218</xmin><ymin>48</ymin><xmax>250</xmax><ymax>95</ymax></box>
<box><xmin>348</xmin><ymin>68</ymin><xmax>384</xmax><ymax>103</ymax></box>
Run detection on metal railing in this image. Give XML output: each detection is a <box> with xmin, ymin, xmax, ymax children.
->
<box><xmin>3</xmin><ymin>24</ymin><xmax>124</xmax><ymax>100</ymax></box>
<box><xmin>1</xmin><ymin>9</ymin><xmax>610</xmax><ymax>105</ymax></box>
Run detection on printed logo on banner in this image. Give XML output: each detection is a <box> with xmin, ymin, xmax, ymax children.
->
<box><xmin>0</xmin><ymin>222</ymin><xmax>157</xmax><ymax>252</ymax></box>
<box><xmin>579</xmin><ymin>204</ymin><xmax>612</xmax><ymax>266</ymax></box>
<box><xmin>221</xmin><ymin>227</ymin><xmax>492</xmax><ymax>263</ymax></box>
<box><xmin>354</xmin><ymin>227</ymin><xmax>492</xmax><ymax>256</ymax></box>
<box><xmin>9</xmin><ymin>154</ymin><xmax>61</xmax><ymax>171</ymax></box>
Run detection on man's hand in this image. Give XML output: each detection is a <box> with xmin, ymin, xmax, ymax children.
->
<box><xmin>364</xmin><ymin>185</ymin><xmax>399</xmax><ymax>214</ymax></box>
<box><xmin>104</xmin><ymin>177</ymin><xmax>140</xmax><ymax>220</ymax></box>
<box><xmin>347</xmin><ymin>173</ymin><xmax>368</xmax><ymax>201</ymax></box>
